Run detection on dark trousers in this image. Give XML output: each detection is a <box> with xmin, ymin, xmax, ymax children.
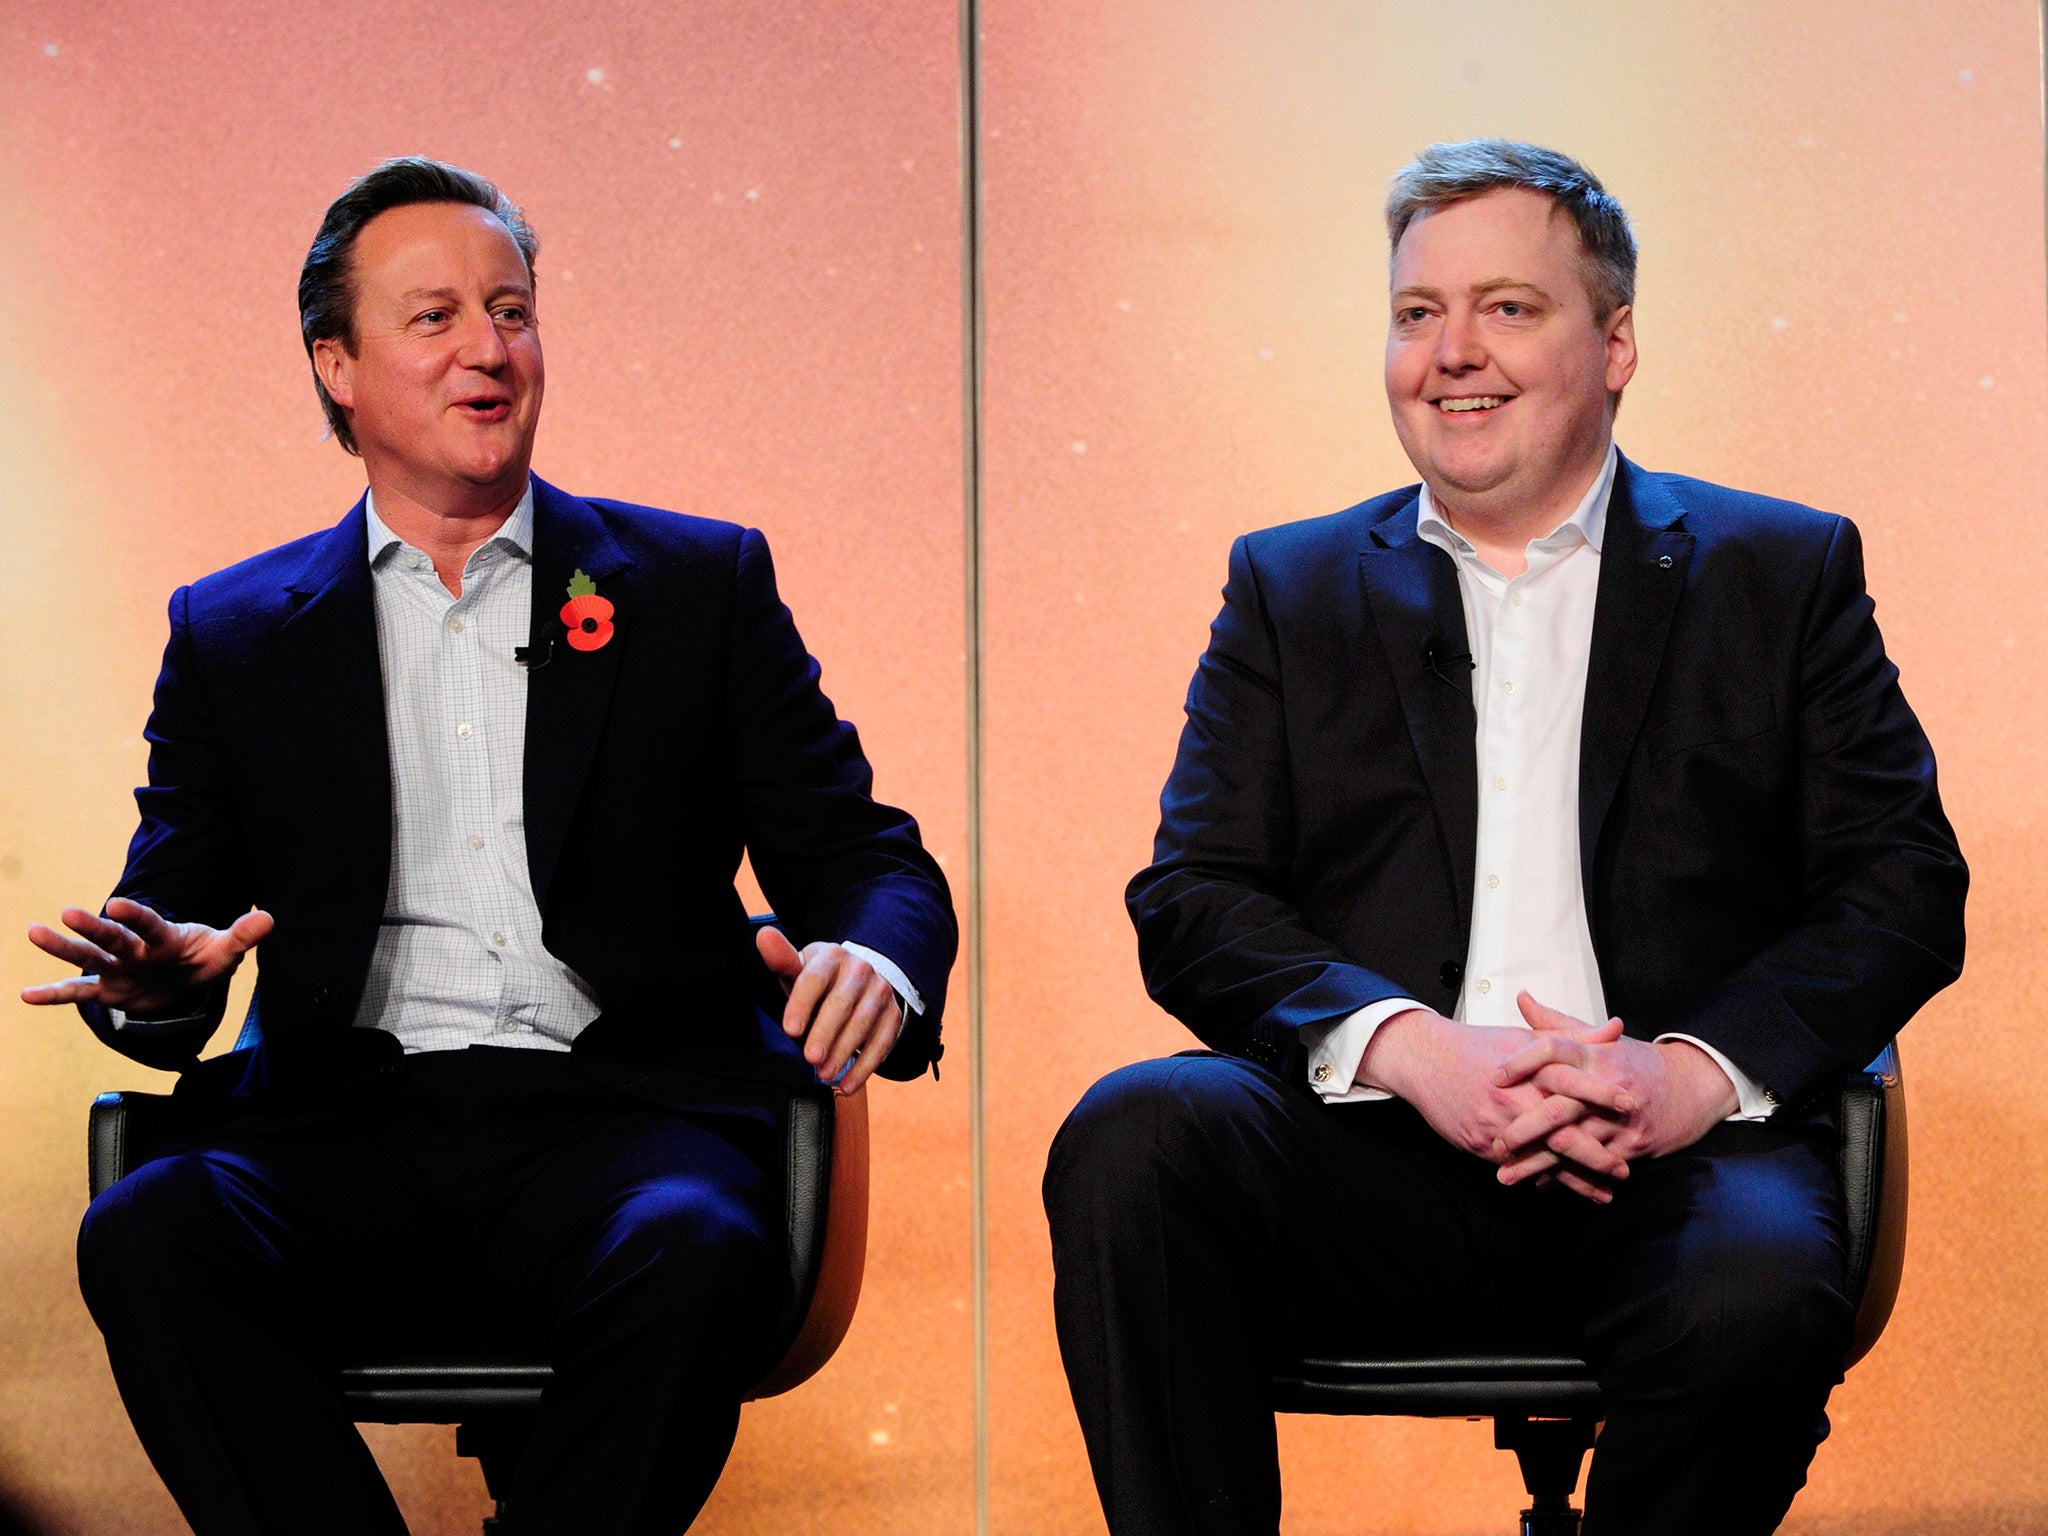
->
<box><xmin>77</xmin><ymin>1045</ymin><xmax>787</xmax><ymax>1536</ymax></box>
<box><xmin>1043</xmin><ymin>1052</ymin><xmax>1854</xmax><ymax>1536</ymax></box>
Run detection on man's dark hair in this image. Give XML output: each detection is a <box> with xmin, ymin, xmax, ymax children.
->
<box><xmin>1385</xmin><ymin>139</ymin><xmax>1636</xmax><ymax>320</ymax></box>
<box><xmin>298</xmin><ymin>157</ymin><xmax>539</xmax><ymax>455</ymax></box>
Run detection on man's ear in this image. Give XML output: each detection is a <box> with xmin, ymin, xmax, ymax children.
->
<box><xmin>1603</xmin><ymin>303</ymin><xmax>1638</xmax><ymax>395</ymax></box>
<box><xmin>312</xmin><ymin>334</ymin><xmax>355</xmax><ymax>412</ymax></box>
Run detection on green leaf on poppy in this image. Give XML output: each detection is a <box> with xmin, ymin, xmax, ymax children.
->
<box><xmin>566</xmin><ymin>569</ymin><xmax>599</xmax><ymax>599</ymax></box>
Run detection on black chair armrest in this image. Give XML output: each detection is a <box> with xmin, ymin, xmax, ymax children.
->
<box><xmin>1839</xmin><ymin>1042</ymin><xmax>1906</xmax><ymax>1368</ymax></box>
<box><xmin>88</xmin><ymin>1090</ymin><xmax>179</xmax><ymax>1199</ymax></box>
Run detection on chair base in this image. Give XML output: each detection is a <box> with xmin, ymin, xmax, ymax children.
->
<box><xmin>456</xmin><ymin>1418</ymin><xmax>531</xmax><ymax>1535</ymax></box>
<box><xmin>1495</xmin><ymin>1415</ymin><xmax>1596</xmax><ymax>1536</ymax></box>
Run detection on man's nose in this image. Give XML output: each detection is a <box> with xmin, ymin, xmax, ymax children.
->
<box><xmin>1434</xmin><ymin>310</ymin><xmax>1486</xmax><ymax>374</ymax></box>
<box><xmin>455</xmin><ymin>310</ymin><xmax>511</xmax><ymax>371</ymax></box>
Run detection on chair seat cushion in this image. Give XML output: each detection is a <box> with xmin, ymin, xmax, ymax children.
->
<box><xmin>1271</xmin><ymin>1356</ymin><xmax>1600</xmax><ymax>1419</ymax></box>
<box><xmin>340</xmin><ymin>1359</ymin><xmax>552</xmax><ymax>1421</ymax></box>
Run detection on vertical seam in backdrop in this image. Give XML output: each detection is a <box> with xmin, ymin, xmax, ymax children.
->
<box><xmin>959</xmin><ymin>0</ymin><xmax>990</xmax><ymax>1528</ymax></box>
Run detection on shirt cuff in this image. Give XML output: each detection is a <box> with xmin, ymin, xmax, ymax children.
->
<box><xmin>840</xmin><ymin>943</ymin><xmax>923</xmax><ymax>1017</ymax></box>
<box><xmin>1301</xmin><ymin>998</ymin><xmax>1424</xmax><ymax>1103</ymax></box>
<box><xmin>105</xmin><ymin>1005</ymin><xmax>214</xmax><ymax>1034</ymax></box>
<box><xmin>1655</xmin><ymin>1033</ymin><xmax>1778</xmax><ymax>1121</ymax></box>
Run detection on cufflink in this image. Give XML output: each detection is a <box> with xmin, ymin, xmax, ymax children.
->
<box><xmin>1312</xmin><ymin>1062</ymin><xmax>1333</xmax><ymax>1084</ymax></box>
<box><xmin>1762</xmin><ymin>1089</ymin><xmax>1778</xmax><ymax>1106</ymax></box>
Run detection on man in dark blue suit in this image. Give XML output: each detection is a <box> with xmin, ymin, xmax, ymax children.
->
<box><xmin>1044</xmin><ymin>141</ymin><xmax>1964</xmax><ymax>1534</ymax></box>
<box><xmin>23</xmin><ymin>158</ymin><xmax>954</xmax><ymax>1535</ymax></box>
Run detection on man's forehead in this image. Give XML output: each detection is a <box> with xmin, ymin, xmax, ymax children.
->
<box><xmin>355</xmin><ymin>203</ymin><xmax>526</xmax><ymax>273</ymax></box>
<box><xmin>1389</xmin><ymin>190</ymin><xmax>1588</xmax><ymax>298</ymax></box>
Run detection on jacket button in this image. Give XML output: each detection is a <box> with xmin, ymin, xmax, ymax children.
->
<box><xmin>1439</xmin><ymin>960</ymin><xmax>1464</xmax><ymax>989</ymax></box>
<box><xmin>311</xmin><ymin>983</ymin><xmax>333</xmax><ymax>1009</ymax></box>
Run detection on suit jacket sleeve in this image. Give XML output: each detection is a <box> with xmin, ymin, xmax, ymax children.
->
<box><xmin>79</xmin><ymin>584</ymin><xmax>246</xmax><ymax>1068</ymax></box>
<box><xmin>1127</xmin><ymin>535</ymin><xmax>1410</xmax><ymax>1080</ymax></box>
<box><xmin>723</xmin><ymin>527</ymin><xmax>958</xmax><ymax>1078</ymax></box>
<box><xmin>1664</xmin><ymin>515</ymin><xmax>1966</xmax><ymax>1107</ymax></box>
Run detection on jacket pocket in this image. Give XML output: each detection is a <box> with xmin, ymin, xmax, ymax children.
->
<box><xmin>1645</xmin><ymin>699</ymin><xmax>1779</xmax><ymax>762</ymax></box>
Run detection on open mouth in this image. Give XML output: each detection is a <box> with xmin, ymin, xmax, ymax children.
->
<box><xmin>455</xmin><ymin>397</ymin><xmax>512</xmax><ymax>420</ymax></box>
<box><xmin>1434</xmin><ymin>396</ymin><xmax>1508</xmax><ymax>414</ymax></box>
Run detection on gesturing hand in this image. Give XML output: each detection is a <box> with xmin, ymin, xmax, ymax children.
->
<box><xmin>756</xmin><ymin>926</ymin><xmax>902</xmax><ymax>1096</ymax></box>
<box><xmin>21</xmin><ymin>897</ymin><xmax>273</xmax><ymax>1016</ymax></box>
<box><xmin>1358</xmin><ymin>1006</ymin><xmax>1635</xmax><ymax>1203</ymax></box>
<box><xmin>1491</xmin><ymin>992</ymin><xmax>1738</xmax><ymax>1188</ymax></box>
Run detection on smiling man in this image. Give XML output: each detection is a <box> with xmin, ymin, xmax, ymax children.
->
<box><xmin>1044</xmin><ymin>140</ymin><xmax>1965</xmax><ymax>1534</ymax></box>
<box><xmin>24</xmin><ymin>158</ymin><xmax>955</xmax><ymax>1535</ymax></box>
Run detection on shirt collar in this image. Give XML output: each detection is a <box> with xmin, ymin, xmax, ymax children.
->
<box><xmin>364</xmin><ymin>478</ymin><xmax>537</xmax><ymax>567</ymax></box>
<box><xmin>1415</xmin><ymin>441</ymin><xmax>1618</xmax><ymax>558</ymax></box>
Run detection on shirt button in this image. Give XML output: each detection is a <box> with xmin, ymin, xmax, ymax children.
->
<box><xmin>498</xmin><ymin>1018</ymin><xmax>519</xmax><ymax>1034</ymax></box>
<box><xmin>1486</xmin><ymin>874</ymin><xmax>1500</xmax><ymax>889</ymax></box>
<box><xmin>1312</xmin><ymin>1062</ymin><xmax>1333</xmax><ymax>1084</ymax></box>
<box><xmin>467</xmin><ymin>834</ymin><xmax>485</xmax><ymax>850</ymax></box>
<box><xmin>448</xmin><ymin>617</ymin><xmax>464</xmax><ymax>633</ymax></box>
<box><xmin>456</xmin><ymin>723</ymin><xmax>474</xmax><ymax>740</ymax></box>
<box><xmin>412</xmin><ymin>556</ymin><xmax>427</xmax><ymax>571</ymax></box>
<box><xmin>491</xmin><ymin>931</ymin><xmax>507</xmax><ymax>947</ymax></box>
<box><xmin>1493</xmin><ymin>775</ymin><xmax>1508</xmax><ymax>791</ymax></box>
<box><xmin>1509</xmin><ymin>591</ymin><xmax>1524</xmax><ymax>607</ymax></box>
<box><xmin>1477</xmin><ymin>978</ymin><xmax>1493</xmax><ymax>995</ymax></box>
<box><xmin>1500</xmin><ymin>680</ymin><xmax>1515</xmax><ymax>695</ymax></box>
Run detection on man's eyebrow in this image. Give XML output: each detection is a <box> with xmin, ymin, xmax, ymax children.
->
<box><xmin>394</xmin><ymin>283</ymin><xmax>534</xmax><ymax>305</ymax></box>
<box><xmin>1390</xmin><ymin>278</ymin><xmax>1555</xmax><ymax>304</ymax></box>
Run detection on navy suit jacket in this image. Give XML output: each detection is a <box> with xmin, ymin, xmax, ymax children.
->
<box><xmin>1127</xmin><ymin>455</ymin><xmax>1966</xmax><ymax>1112</ymax></box>
<box><xmin>91</xmin><ymin>475</ymin><xmax>957</xmax><ymax>1101</ymax></box>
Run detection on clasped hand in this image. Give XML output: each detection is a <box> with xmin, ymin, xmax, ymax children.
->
<box><xmin>1360</xmin><ymin>993</ymin><xmax>1738</xmax><ymax>1204</ymax></box>
<box><xmin>756</xmin><ymin>927</ymin><xmax>902</xmax><ymax>1096</ymax></box>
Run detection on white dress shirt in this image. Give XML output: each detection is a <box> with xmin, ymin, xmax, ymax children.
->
<box><xmin>1303</xmin><ymin>446</ymin><xmax>1774</xmax><ymax>1120</ymax></box>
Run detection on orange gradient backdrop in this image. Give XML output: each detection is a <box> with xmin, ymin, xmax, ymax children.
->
<box><xmin>0</xmin><ymin>2</ymin><xmax>969</xmax><ymax>1532</ymax></box>
<box><xmin>979</xmin><ymin>2</ymin><xmax>2048</xmax><ymax>1533</ymax></box>
<box><xmin>6</xmin><ymin>2</ymin><xmax>2048</xmax><ymax>1535</ymax></box>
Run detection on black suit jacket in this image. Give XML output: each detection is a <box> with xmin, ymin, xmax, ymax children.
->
<box><xmin>89</xmin><ymin>475</ymin><xmax>956</xmax><ymax>1101</ymax></box>
<box><xmin>1127</xmin><ymin>455</ymin><xmax>1965</xmax><ymax>1112</ymax></box>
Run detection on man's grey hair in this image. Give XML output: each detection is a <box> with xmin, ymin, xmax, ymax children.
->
<box><xmin>1385</xmin><ymin>139</ymin><xmax>1636</xmax><ymax>320</ymax></box>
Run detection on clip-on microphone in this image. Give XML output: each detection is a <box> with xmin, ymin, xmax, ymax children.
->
<box><xmin>514</xmin><ymin>618</ymin><xmax>565</xmax><ymax>669</ymax></box>
<box><xmin>1423</xmin><ymin>635</ymin><xmax>1475</xmax><ymax>689</ymax></box>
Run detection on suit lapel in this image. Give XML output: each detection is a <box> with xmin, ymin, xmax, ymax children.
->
<box><xmin>1579</xmin><ymin>457</ymin><xmax>1694</xmax><ymax>885</ymax></box>
<box><xmin>523</xmin><ymin>476</ymin><xmax>633</xmax><ymax>912</ymax></box>
<box><xmin>1358</xmin><ymin>497</ymin><xmax>1479</xmax><ymax>925</ymax></box>
<box><xmin>278</xmin><ymin>500</ymin><xmax>391</xmax><ymax>920</ymax></box>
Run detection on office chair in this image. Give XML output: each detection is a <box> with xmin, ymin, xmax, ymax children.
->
<box><xmin>1269</xmin><ymin>1045</ymin><xmax>1907</xmax><ymax>1536</ymax></box>
<box><xmin>85</xmin><ymin>917</ymin><xmax>870</xmax><ymax>1533</ymax></box>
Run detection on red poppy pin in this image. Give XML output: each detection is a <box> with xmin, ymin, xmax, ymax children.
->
<box><xmin>559</xmin><ymin>570</ymin><xmax>615</xmax><ymax>652</ymax></box>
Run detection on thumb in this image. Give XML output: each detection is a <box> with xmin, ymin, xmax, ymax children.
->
<box><xmin>1518</xmin><ymin>991</ymin><xmax>1624</xmax><ymax>1042</ymax></box>
<box><xmin>224</xmin><ymin>909</ymin><xmax>274</xmax><ymax>956</ymax></box>
<box><xmin>1518</xmin><ymin>991</ymin><xmax>1582</xmax><ymax>1032</ymax></box>
<box><xmin>756</xmin><ymin>924</ymin><xmax>802</xmax><ymax>982</ymax></box>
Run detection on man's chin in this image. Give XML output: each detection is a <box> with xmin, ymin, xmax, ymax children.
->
<box><xmin>1417</xmin><ymin>454</ymin><xmax>1516</xmax><ymax>503</ymax></box>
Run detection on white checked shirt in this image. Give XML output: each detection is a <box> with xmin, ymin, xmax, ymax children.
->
<box><xmin>356</xmin><ymin>483</ymin><xmax>920</xmax><ymax>1054</ymax></box>
<box><xmin>354</xmin><ymin>485</ymin><xmax>602</xmax><ymax>1052</ymax></box>
<box><xmin>1303</xmin><ymin>446</ymin><xmax>1774</xmax><ymax>1120</ymax></box>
